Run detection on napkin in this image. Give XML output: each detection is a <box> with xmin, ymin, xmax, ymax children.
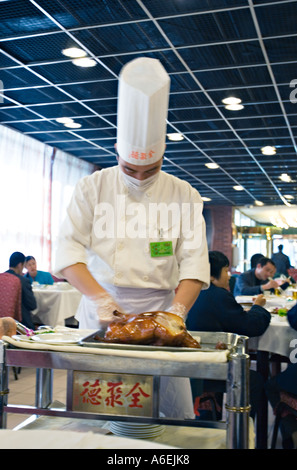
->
<box><xmin>0</xmin><ymin>429</ymin><xmax>175</xmax><ymax>449</ymax></box>
<box><xmin>2</xmin><ymin>335</ymin><xmax>229</xmax><ymax>363</ymax></box>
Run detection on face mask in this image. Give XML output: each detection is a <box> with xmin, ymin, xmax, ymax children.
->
<box><xmin>121</xmin><ymin>171</ymin><xmax>159</xmax><ymax>191</ymax></box>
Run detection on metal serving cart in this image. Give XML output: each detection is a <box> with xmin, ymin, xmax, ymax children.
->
<box><xmin>0</xmin><ymin>331</ymin><xmax>251</xmax><ymax>449</ymax></box>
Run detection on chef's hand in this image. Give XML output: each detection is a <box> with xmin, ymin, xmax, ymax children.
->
<box><xmin>166</xmin><ymin>302</ymin><xmax>187</xmax><ymax>320</ymax></box>
<box><xmin>89</xmin><ymin>292</ymin><xmax>123</xmax><ymax>327</ymax></box>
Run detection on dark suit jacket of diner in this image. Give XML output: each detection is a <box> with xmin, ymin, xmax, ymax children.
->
<box><xmin>186</xmin><ymin>282</ymin><xmax>271</xmax><ymax>338</ymax></box>
<box><xmin>233</xmin><ymin>268</ymin><xmax>265</xmax><ymax>297</ymax></box>
<box><xmin>6</xmin><ymin>269</ymin><xmax>36</xmax><ymax>329</ymax></box>
<box><xmin>233</xmin><ymin>268</ymin><xmax>290</xmax><ymax>297</ymax></box>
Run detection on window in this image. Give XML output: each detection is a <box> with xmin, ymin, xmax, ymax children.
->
<box><xmin>0</xmin><ymin>125</ymin><xmax>95</xmax><ymax>273</ymax></box>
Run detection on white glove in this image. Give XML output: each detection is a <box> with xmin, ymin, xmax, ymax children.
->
<box><xmin>88</xmin><ymin>292</ymin><xmax>123</xmax><ymax>327</ymax></box>
<box><xmin>166</xmin><ymin>302</ymin><xmax>187</xmax><ymax>320</ymax></box>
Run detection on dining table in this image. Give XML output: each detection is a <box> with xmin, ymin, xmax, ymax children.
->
<box><xmin>32</xmin><ymin>283</ymin><xmax>82</xmax><ymax>327</ymax></box>
<box><xmin>236</xmin><ymin>292</ymin><xmax>297</xmax><ymax>448</ymax></box>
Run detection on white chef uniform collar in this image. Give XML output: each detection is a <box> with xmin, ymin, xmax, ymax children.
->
<box><xmin>116</xmin><ymin>57</ymin><xmax>170</xmax><ymax>166</ymax></box>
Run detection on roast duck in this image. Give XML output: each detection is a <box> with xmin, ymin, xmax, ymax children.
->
<box><xmin>95</xmin><ymin>311</ymin><xmax>201</xmax><ymax>349</ymax></box>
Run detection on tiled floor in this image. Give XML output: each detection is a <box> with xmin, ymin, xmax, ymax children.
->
<box><xmin>3</xmin><ymin>366</ymin><xmax>284</xmax><ymax>448</ymax></box>
<box><xmin>6</xmin><ymin>367</ymin><xmax>68</xmax><ymax>430</ymax></box>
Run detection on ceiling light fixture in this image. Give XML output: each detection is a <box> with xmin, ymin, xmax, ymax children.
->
<box><xmin>233</xmin><ymin>185</ymin><xmax>244</xmax><ymax>191</ymax></box>
<box><xmin>270</xmin><ymin>216</ymin><xmax>297</xmax><ymax>229</ymax></box>
<box><xmin>64</xmin><ymin>121</ymin><xmax>82</xmax><ymax>129</ymax></box>
<box><xmin>62</xmin><ymin>47</ymin><xmax>87</xmax><ymax>58</ymax></box>
<box><xmin>261</xmin><ymin>145</ymin><xmax>276</xmax><ymax>155</ymax></box>
<box><xmin>55</xmin><ymin>117</ymin><xmax>74</xmax><ymax>124</ymax></box>
<box><xmin>167</xmin><ymin>133</ymin><xmax>184</xmax><ymax>141</ymax></box>
<box><xmin>205</xmin><ymin>162</ymin><xmax>219</xmax><ymax>169</ymax></box>
<box><xmin>72</xmin><ymin>57</ymin><xmax>97</xmax><ymax>67</ymax></box>
<box><xmin>254</xmin><ymin>200</ymin><xmax>264</xmax><ymax>206</ymax></box>
<box><xmin>279</xmin><ymin>173</ymin><xmax>292</xmax><ymax>182</ymax></box>
<box><xmin>222</xmin><ymin>97</ymin><xmax>242</xmax><ymax>105</ymax></box>
<box><xmin>201</xmin><ymin>197</ymin><xmax>212</xmax><ymax>202</ymax></box>
<box><xmin>225</xmin><ymin>104</ymin><xmax>244</xmax><ymax>111</ymax></box>
<box><xmin>284</xmin><ymin>194</ymin><xmax>294</xmax><ymax>199</ymax></box>
<box><xmin>270</xmin><ymin>217</ymin><xmax>289</xmax><ymax>229</ymax></box>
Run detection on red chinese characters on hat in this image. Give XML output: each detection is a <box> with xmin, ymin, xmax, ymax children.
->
<box><xmin>129</xmin><ymin>150</ymin><xmax>155</xmax><ymax>161</ymax></box>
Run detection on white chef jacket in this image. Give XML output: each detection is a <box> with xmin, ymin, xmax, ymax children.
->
<box><xmin>55</xmin><ymin>165</ymin><xmax>209</xmax><ymax>292</ymax></box>
<box><xmin>54</xmin><ymin>165</ymin><xmax>210</xmax><ymax>418</ymax></box>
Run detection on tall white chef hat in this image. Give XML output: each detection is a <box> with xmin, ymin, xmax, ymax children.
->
<box><xmin>116</xmin><ymin>57</ymin><xmax>170</xmax><ymax>166</ymax></box>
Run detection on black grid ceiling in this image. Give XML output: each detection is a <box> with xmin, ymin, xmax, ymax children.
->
<box><xmin>0</xmin><ymin>0</ymin><xmax>297</xmax><ymax>207</ymax></box>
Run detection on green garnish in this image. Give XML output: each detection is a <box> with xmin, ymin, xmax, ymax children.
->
<box><xmin>278</xmin><ymin>308</ymin><xmax>287</xmax><ymax>316</ymax></box>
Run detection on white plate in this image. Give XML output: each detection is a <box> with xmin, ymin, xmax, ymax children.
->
<box><xmin>109</xmin><ymin>422</ymin><xmax>165</xmax><ymax>438</ymax></box>
<box><xmin>235</xmin><ymin>296</ymin><xmax>254</xmax><ymax>303</ymax></box>
<box><xmin>109</xmin><ymin>422</ymin><xmax>164</xmax><ymax>430</ymax></box>
<box><xmin>31</xmin><ymin>333</ymin><xmax>82</xmax><ymax>344</ymax></box>
<box><xmin>111</xmin><ymin>422</ymin><xmax>161</xmax><ymax>427</ymax></box>
<box><xmin>118</xmin><ymin>430</ymin><xmax>163</xmax><ymax>435</ymax></box>
<box><xmin>12</xmin><ymin>334</ymin><xmax>34</xmax><ymax>342</ymax></box>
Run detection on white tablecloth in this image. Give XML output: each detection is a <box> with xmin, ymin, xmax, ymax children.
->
<box><xmin>249</xmin><ymin>315</ymin><xmax>297</xmax><ymax>357</ymax></box>
<box><xmin>3</xmin><ymin>331</ymin><xmax>229</xmax><ymax>363</ymax></box>
<box><xmin>0</xmin><ymin>418</ymin><xmax>256</xmax><ymax>448</ymax></box>
<box><xmin>236</xmin><ymin>294</ymin><xmax>297</xmax><ymax>357</ymax></box>
<box><xmin>32</xmin><ymin>283</ymin><xmax>82</xmax><ymax>327</ymax></box>
<box><xmin>235</xmin><ymin>294</ymin><xmax>296</xmax><ymax>312</ymax></box>
<box><xmin>0</xmin><ymin>429</ymin><xmax>175</xmax><ymax>449</ymax></box>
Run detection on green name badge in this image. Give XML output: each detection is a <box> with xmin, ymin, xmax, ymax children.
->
<box><xmin>150</xmin><ymin>241</ymin><xmax>173</xmax><ymax>257</ymax></box>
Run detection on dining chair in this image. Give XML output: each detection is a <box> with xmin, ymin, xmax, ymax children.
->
<box><xmin>191</xmin><ymin>378</ymin><xmax>223</xmax><ymax>421</ymax></box>
<box><xmin>271</xmin><ymin>391</ymin><xmax>297</xmax><ymax>448</ymax></box>
<box><xmin>0</xmin><ymin>273</ymin><xmax>22</xmax><ymax>380</ymax></box>
<box><xmin>193</xmin><ymin>392</ymin><xmax>222</xmax><ymax>421</ymax></box>
<box><xmin>0</xmin><ymin>273</ymin><xmax>22</xmax><ymax>321</ymax></box>
<box><xmin>288</xmin><ymin>269</ymin><xmax>297</xmax><ymax>282</ymax></box>
<box><xmin>229</xmin><ymin>274</ymin><xmax>238</xmax><ymax>294</ymax></box>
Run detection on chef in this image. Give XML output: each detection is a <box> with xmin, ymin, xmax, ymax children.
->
<box><xmin>54</xmin><ymin>57</ymin><xmax>210</xmax><ymax>419</ymax></box>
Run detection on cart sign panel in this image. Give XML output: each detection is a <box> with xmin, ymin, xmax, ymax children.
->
<box><xmin>72</xmin><ymin>371</ymin><xmax>154</xmax><ymax>416</ymax></box>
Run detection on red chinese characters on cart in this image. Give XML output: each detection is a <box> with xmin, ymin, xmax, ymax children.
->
<box><xmin>80</xmin><ymin>379</ymin><xmax>150</xmax><ymax>408</ymax></box>
<box><xmin>72</xmin><ymin>372</ymin><xmax>154</xmax><ymax>416</ymax></box>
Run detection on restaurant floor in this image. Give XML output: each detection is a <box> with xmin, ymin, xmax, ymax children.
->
<box><xmin>4</xmin><ymin>365</ymin><xmax>288</xmax><ymax>449</ymax></box>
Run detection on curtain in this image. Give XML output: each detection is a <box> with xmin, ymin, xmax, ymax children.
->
<box><xmin>50</xmin><ymin>148</ymin><xmax>96</xmax><ymax>271</ymax></box>
<box><xmin>0</xmin><ymin>124</ymin><xmax>96</xmax><ymax>273</ymax></box>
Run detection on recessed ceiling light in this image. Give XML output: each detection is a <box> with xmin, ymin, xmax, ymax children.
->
<box><xmin>72</xmin><ymin>57</ymin><xmax>97</xmax><ymax>67</ymax></box>
<box><xmin>261</xmin><ymin>145</ymin><xmax>276</xmax><ymax>155</ymax></box>
<box><xmin>62</xmin><ymin>47</ymin><xmax>87</xmax><ymax>58</ymax></box>
<box><xmin>233</xmin><ymin>185</ymin><xmax>244</xmax><ymax>191</ymax></box>
<box><xmin>201</xmin><ymin>197</ymin><xmax>212</xmax><ymax>202</ymax></box>
<box><xmin>167</xmin><ymin>133</ymin><xmax>184</xmax><ymax>141</ymax></box>
<box><xmin>222</xmin><ymin>97</ymin><xmax>242</xmax><ymax>105</ymax></box>
<box><xmin>55</xmin><ymin>117</ymin><xmax>73</xmax><ymax>124</ymax></box>
<box><xmin>279</xmin><ymin>173</ymin><xmax>292</xmax><ymax>182</ymax></box>
<box><xmin>225</xmin><ymin>104</ymin><xmax>244</xmax><ymax>111</ymax></box>
<box><xmin>64</xmin><ymin>121</ymin><xmax>82</xmax><ymax>129</ymax></box>
<box><xmin>205</xmin><ymin>162</ymin><xmax>219</xmax><ymax>169</ymax></box>
<box><xmin>255</xmin><ymin>200</ymin><xmax>264</xmax><ymax>206</ymax></box>
<box><xmin>284</xmin><ymin>194</ymin><xmax>294</xmax><ymax>199</ymax></box>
